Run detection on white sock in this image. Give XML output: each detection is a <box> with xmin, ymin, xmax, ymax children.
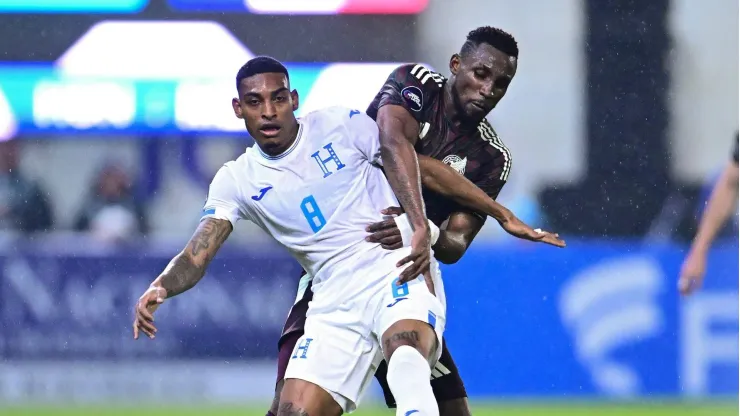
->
<box><xmin>386</xmin><ymin>345</ymin><xmax>439</xmax><ymax>416</ymax></box>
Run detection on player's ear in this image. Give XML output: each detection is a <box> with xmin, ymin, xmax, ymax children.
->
<box><xmin>449</xmin><ymin>54</ymin><xmax>461</xmax><ymax>75</ymax></box>
<box><xmin>232</xmin><ymin>97</ymin><xmax>243</xmax><ymax>119</ymax></box>
<box><xmin>291</xmin><ymin>89</ymin><xmax>299</xmax><ymax>112</ymax></box>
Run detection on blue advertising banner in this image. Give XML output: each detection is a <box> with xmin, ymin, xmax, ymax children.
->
<box><xmin>442</xmin><ymin>241</ymin><xmax>738</xmax><ymax>398</ymax></box>
<box><xmin>0</xmin><ymin>247</ymin><xmax>302</xmax><ymax>360</ymax></box>
<box><xmin>0</xmin><ymin>239</ymin><xmax>737</xmax><ymax>398</ymax></box>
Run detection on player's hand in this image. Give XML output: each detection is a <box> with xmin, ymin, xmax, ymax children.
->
<box><xmin>500</xmin><ymin>216</ymin><xmax>566</xmax><ymax>248</ymax></box>
<box><xmin>397</xmin><ymin>227</ymin><xmax>435</xmax><ymax>295</ymax></box>
<box><xmin>678</xmin><ymin>250</ymin><xmax>707</xmax><ymax>296</ymax></box>
<box><xmin>133</xmin><ymin>285</ymin><xmax>167</xmax><ymax>340</ymax></box>
<box><xmin>365</xmin><ymin>206</ymin><xmax>404</xmax><ymax>250</ymax></box>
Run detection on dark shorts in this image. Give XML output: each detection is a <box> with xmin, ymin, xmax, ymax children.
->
<box><xmin>276</xmin><ymin>274</ymin><xmax>467</xmax><ymax>408</ymax></box>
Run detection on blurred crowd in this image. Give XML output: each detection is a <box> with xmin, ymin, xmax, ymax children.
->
<box><xmin>0</xmin><ymin>140</ymin><xmax>148</xmax><ymax>244</ymax></box>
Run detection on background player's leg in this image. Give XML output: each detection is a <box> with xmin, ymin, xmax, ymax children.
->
<box><xmin>374</xmin><ymin>338</ymin><xmax>471</xmax><ymax>415</ymax></box>
<box><xmin>373</xmin><ymin>360</ymin><xmax>399</xmax><ymax>408</ymax></box>
<box><xmin>431</xmin><ymin>340</ymin><xmax>472</xmax><ymax>416</ymax></box>
<box><xmin>382</xmin><ymin>319</ymin><xmax>440</xmax><ymax>416</ymax></box>
<box><xmin>268</xmin><ymin>330</ymin><xmax>304</xmax><ymax>416</ymax></box>
<box><xmin>279</xmin><ymin>378</ymin><xmax>343</xmax><ymax>416</ymax></box>
<box><xmin>438</xmin><ymin>398</ymin><xmax>472</xmax><ymax>416</ymax></box>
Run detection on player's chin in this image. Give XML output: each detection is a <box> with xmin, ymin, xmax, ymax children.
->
<box><xmin>257</xmin><ymin>135</ymin><xmax>284</xmax><ymax>150</ymax></box>
<box><xmin>465</xmin><ymin>103</ymin><xmax>488</xmax><ymax>120</ymax></box>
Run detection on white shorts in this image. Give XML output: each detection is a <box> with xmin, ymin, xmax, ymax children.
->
<box><xmin>284</xmin><ymin>261</ymin><xmax>446</xmax><ymax>413</ymax></box>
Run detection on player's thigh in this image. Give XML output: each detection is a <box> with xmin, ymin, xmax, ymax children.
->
<box><xmin>381</xmin><ymin>318</ymin><xmax>439</xmax><ymax>362</ymax></box>
<box><xmin>374</xmin><ymin>272</ymin><xmax>446</xmax><ymax>362</ymax></box>
<box><xmin>271</xmin><ymin>330</ymin><xmax>304</xmax><ymax>415</ymax></box>
<box><xmin>284</xmin><ymin>315</ymin><xmax>379</xmax><ymax>413</ymax></box>
<box><xmin>279</xmin><ymin>378</ymin><xmax>342</xmax><ymax>416</ymax></box>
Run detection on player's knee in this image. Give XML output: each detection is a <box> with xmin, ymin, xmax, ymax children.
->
<box><xmin>382</xmin><ymin>319</ymin><xmax>437</xmax><ymax>362</ymax></box>
<box><xmin>279</xmin><ymin>378</ymin><xmax>342</xmax><ymax>416</ymax></box>
<box><xmin>268</xmin><ymin>379</ymin><xmax>284</xmax><ymax>415</ymax></box>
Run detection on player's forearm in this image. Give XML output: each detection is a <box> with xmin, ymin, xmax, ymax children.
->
<box><xmin>151</xmin><ymin>218</ymin><xmax>233</xmax><ymax>298</ymax></box>
<box><xmin>151</xmin><ymin>252</ymin><xmax>207</xmax><ymax>298</ymax></box>
<box><xmin>380</xmin><ymin>134</ymin><xmax>428</xmax><ymax>231</ymax></box>
<box><xmin>432</xmin><ymin>230</ymin><xmax>468</xmax><ymax>264</ymax></box>
<box><xmin>690</xmin><ymin>164</ymin><xmax>739</xmax><ymax>254</ymax></box>
<box><xmin>418</xmin><ymin>155</ymin><xmax>512</xmax><ymax>224</ymax></box>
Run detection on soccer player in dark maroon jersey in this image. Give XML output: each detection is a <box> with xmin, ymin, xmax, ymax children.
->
<box><xmin>268</xmin><ymin>27</ymin><xmax>564</xmax><ymax>416</ymax></box>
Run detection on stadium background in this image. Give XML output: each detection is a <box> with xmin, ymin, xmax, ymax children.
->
<box><xmin>0</xmin><ymin>0</ymin><xmax>737</xmax><ymax>415</ymax></box>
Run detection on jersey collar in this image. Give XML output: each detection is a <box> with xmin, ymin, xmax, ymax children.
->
<box><xmin>257</xmin><ymin>121</ymin><xmax>304</xmax><ymax>161</ymax></box>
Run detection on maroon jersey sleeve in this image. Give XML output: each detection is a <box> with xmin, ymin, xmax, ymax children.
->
<box><xmin>366</xmin><ymin>63</ymin><xmax>443</xmax><ymax>123</ymax></box>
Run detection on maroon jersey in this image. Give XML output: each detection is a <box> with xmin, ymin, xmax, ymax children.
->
<box><xmin>366</xmin><ymin>63</ymin><xmax>513</xmax><ymax>225</ymax></box>
<box><xmin>280</xmin><ymin>64</ymin><xmax>513</xmax><ymax>345</ymax></box>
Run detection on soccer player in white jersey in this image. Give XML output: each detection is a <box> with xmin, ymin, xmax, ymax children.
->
<box><xmin>133</xmin><ymin>56</ymin><xmax>446</xmax><ymax>416</ymax></box>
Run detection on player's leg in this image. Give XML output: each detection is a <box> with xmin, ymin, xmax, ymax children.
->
<box><xmin>374</xmin><ymin>338</ymin><xmax>472</xmax><ymax>416</ymax></box>
<box><xmin>281</xmin><ymin>311</ymin><xmax>380</xmax><ymax>415</ymax></box>
<box><xmin>375</xmin><ymin>266</ymin><xmax>447</xmax><ymax>416</ymax></box>
<box><xmin>279</xmin><ymin>378</ymin><xmax>343</xmax><ymax>416</ymax></box>
<box><xmin>382</xmin><ymin>318</ymin><xmax>440</xmax><ymax>416</ymax></box>
<box><xmin>431</xmin><ymin>340</ymin><xmax>471</xmax><ymax>416</ymax></box>
<box><xmin>268</xmin><ymin>273</ymin><xmax>313</xmax><ymax>416</ymax></box>
<box><xmin>268</xmin><ymin>330</ymin><xmax>303</xmax><ymax>416</ymax></box>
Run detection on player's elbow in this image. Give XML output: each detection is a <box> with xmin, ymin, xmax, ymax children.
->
<box><xmin>435</xmin><ymin>248</ymin><xmax>465</xmax><ymax>265</ymax></box>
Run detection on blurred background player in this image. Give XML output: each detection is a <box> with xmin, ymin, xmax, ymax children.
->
<box><xmin>271</xmin><ymin>27</ymin><xmax>566</xmax><ymax>416</ymax></box>
<box><xmin>134</xmin><ymin>57</ymin><xmax>447</xmax><ymax>416</ymax></box>
<box><xmin>678</xmin><ymin>132</ymin><xmax>739</xmax><ymax>295</ymax></box>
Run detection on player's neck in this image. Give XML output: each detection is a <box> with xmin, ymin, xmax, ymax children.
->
<box><xmin>260</xmin><ymin>121</ymin><xmax>300</xmax><ymax>157</ymax></box>
<box><xmin>443</xmin><ymin>84</ymin><xmax>480</xmax><ymax>132</ymax></box>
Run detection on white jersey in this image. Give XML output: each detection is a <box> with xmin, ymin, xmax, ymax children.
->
<box><xmin>202</xmin><ymin>106</ymin><xmax>412</xmax><ymax>292</ymax></box>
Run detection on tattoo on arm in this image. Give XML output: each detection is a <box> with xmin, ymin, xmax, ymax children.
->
<box><xmin>277</xmin><ymin>402</ymin><xmax>310</xmax><ymax>416</ymax></box>
<box><xmin>156</xmin><ymin>218</ymin><xmax>232</xmax><ymax>298</ymax></box>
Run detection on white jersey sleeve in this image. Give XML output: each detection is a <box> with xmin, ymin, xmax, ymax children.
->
<box><xmin>201</xmin><ymin>163</ymin><xmax>248</xmax><ymax>226</ymax></box>
<box><xmin>343</xmin><ymin>110</ymin><xmax>383</xmax><ymax>166</ymax></box>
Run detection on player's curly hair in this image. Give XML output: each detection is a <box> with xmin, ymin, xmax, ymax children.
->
<box><xmin>461</xmin><ymin>26</ymin><xmax>519</xmax><ymax>58</ymax></box>
<box><xmin>235</xmin><ymin>56</ymin><xmax>289</xmax><ymax>91</ymax></box>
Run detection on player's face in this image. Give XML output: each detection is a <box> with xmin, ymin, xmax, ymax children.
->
<box><xmin>232</xmin><ymin>72</ymin><xmax>300</xmax><ymax>154</ymax></box>
<box><xmin>449</xmin><ymin>43</ymin><xmax>517</xmax><ymax>121</ymax></box>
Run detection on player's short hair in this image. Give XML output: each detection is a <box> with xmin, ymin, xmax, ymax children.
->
<box><xmin>235</xmin><ymin>56</ymin><xmax>289</xmax><ymax>90</ymax></box>
<box><xmin>460</xmin><ymin>26</ymin><xmax>519</xmax><ymax>59</ymax></box>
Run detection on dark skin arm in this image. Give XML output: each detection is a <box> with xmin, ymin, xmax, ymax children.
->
<box><xmin>367</xmin><ymin>206</ymin><xmax>482</xmax><ymax>265</ymax></box>
<box><xmin>418</xmin><ymin>154</ymin><xmax>564</xmax><ymax>247</ymax></box>
<box><xmin>377</xmin><ymin>105</ymin><xmax>433</xmax><ymax>284</ymax></box>
<box><xmin>433</xmin><ymin>212</ymin><xmax>485</xmax><ymax>264</ymax></box>
<box><xmin>133</xmin><ymin>218</ymin><xmax>233</xmax><ymax>339</ymax></box>
<box><xmin>376</xmin><ymin>104</ymin><xmax>564</xmax><ymax>248</ymax></box>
